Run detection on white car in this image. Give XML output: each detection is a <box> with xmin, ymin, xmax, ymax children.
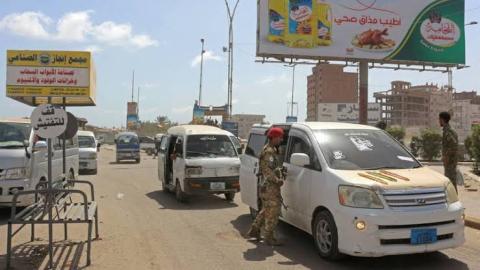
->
<box><xmin>0</xmin><ymin>118</ymin><xmax>79</xmax><ymax>207</ymax></box>
<box><xmin>240</xmin><ymin>122</ymin><xmax>464</xmax><ymax>259</ymax></box>
<box><xmin>78</xmin><ymin>130</ymin><xmax>98</xmax><ymax>175</ymax></box>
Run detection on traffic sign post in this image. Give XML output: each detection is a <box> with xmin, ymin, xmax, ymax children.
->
<box><xmin>30</xmin><ymin>104</ymin><xmax>68</xmax><ymax>269</ymax></box>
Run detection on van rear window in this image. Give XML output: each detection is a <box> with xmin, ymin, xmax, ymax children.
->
<box><xmin>245</xmin><ymin>134</ymin><xmax>266</xmax><ymax>158</ymax></box>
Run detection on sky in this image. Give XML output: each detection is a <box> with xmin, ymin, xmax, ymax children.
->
<box><xmin>0</xmin><ymin>0</ymin><xmax>479</xmax><ymax>128</ymax></box>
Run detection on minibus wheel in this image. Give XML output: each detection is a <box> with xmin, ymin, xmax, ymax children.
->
<box><xmin>313</xmin><ymin>211</ymin><xmax>343</xmax><ymax>260</ymax></box>
<box><xmin>175</xmin><ymin>181</ymin><xmax>186</xmax><ymax>203</ymax></box>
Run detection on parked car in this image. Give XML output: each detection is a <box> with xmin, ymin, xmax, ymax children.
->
<box><xmin>240</xmin><ymin>122</ymin><xmax>464</xmax><ymax>259</ymax></box>
<box><xmin>115</xmin><ymin>132</ymin><xmax>140</xmax><ymax>163</ymax></box>
<box><xmin>157</xmin><ymin>125</ymin><xmax>241</xmax><ymax>202</ymax></box>
<box><xmin>139</xmin><ymin>136</ymin><xmax>156</xmax><ymax>155</ymax></box>
<box><xmin>0</xmin><ymin>118</ymin><xmax>79</xmax><ymax>207</ymax></box>
<box><xmin>78</xmin><ymin>130</ymin><xmax>99</xmax><ymax>175</ymax></box>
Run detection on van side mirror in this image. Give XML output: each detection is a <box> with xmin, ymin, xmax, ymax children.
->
<box><xmin>237</xmin><ymin>147</ymin><xmax>243</xmax><ymax>155</ymax></box>
<box><xmin>33</xmin><ymin>141</ymin><xmax>48</xmax><ymax>152</ymax></box>
<box><xmin>97</xmin><ymin>143</ymin><xmax>101</xmax><ymax>152</ymax></box>
<box><xmin>291</xmin><ymin>153</ymin><xmax>310</xmax><ymax>167</ymax></box>
<box><xmin>23</xmin><ymin>140</ymin><xmax>30</xmax><ymax>147</ymax></box>
<box><xmin>114</xmin><ymin>139</ymin><xmax>117</xmax><ymax>144</ymax></box>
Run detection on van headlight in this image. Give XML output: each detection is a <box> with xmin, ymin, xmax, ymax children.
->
<box><xmin>338</xmin><ymin>185</ymin><xmax>384</xmax><ymax>209</ymax></box>
<box><xmin>446</xmin><ymin>182</ymin><xmax>459</xmax><ymax>204</ymax></box>
<box><xmin>5</xmin><ymin>168</ymin><xmax>27</xmax><ymax>180</ymax></box>
<box><xmin>186</xmin><ymin>166</ymin><xmax>203</xmax><ymax>177</ymax></box>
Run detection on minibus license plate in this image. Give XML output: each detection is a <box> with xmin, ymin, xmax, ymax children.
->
<box><xmin>411</xmin><ymin>228</ymin><xmax>437</xmax><ymax>245</ymax></box>
<box><xmin>210</xmin><ymin>182</ymin><xmax>225</xmax><ymax>190</ymax></box>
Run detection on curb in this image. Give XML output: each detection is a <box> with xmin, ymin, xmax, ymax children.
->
<box><xmin>464</xmin><ymin>171</ymin><xmax>480</xmax><ymax>183</ymax></box>
<box><xmin>465</xmin><ymin>216</ymin><xmax>480</xmax><ymax>230</ymax></box>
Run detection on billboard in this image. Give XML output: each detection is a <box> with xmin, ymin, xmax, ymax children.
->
<box><xmin>127</xmin><ymin>114</ymin><xmax>139</xmax><ymax>130</ymax></box>
<box><xmin>127</xmin><ymin>102</ymin><xmax>138</xmax><ymax>115</ymax></box>
<box><xmin>318</xmin><ymin>103</ymin><xmax>381</xmax><ymax>124</ymax></box>
<box><xmin>6</xmin><ymin>50</ymin><xmax>96</xmax><ymax>105</ymax></box>
<box><xmin>286</xmin><ymin>116</ymin><xmax>298</xmax><ymax>122</ymax></box>
<box><xmin>257</xmin><ymin>0</ymin><xmax>465</xmax><ymax>65</ymax></box>
<box><xmin>222</xmin><ymin>121</ymin><xmax>239</xmax><ymax>137</ymax></box>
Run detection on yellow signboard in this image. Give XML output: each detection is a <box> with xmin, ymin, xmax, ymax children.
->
<box><xmin>6</xmin><ymin>50</ymin><xmax>96</xmax><ymax>106</ymax></box>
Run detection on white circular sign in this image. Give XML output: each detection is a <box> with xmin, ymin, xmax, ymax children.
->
<box><xmin>31</xmin><ymin>104</ymin><xmax>68</xmax><ymax>138</ymax></box>
<box><xmin>420</xmin><ymin>18</ymin><xmax>461</xmax><ymax>48</ymax></box>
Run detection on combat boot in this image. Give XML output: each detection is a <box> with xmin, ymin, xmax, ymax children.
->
<box><xmin>246</xmin><ymin>226</ymin><xmax>261</xmax><ymax>241</ymax></box>
<box><xmin>264</xmin><ymin>234</ymin><xmax>283</xmax><ymax>246</ymax></box>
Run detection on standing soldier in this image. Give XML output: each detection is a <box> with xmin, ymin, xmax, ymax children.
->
<box><xmin>439</xmin><ymin>111</ymin><xmax>459</xmax><ymax>192</ymax></box>
<box><xmin>246</xmin><ymin>127</ymin><xmax>285</xmax><ymax>246</ymax></box>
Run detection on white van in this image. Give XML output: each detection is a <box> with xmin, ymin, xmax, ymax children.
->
<box><xmin>0</xmin><ymin>118</ymin><xmax>79</xmax><ymax>207</ymax></box>
<box><xmin>78</xmin><ymin>130</ymin><xmax>98</xmax><ymax>175</ymax></box>
<box><xmin>157</xmin><ymin>125</ymin><xmax>242</xmax><ymax>202</ymax></box>
<box><xmin>240</xmin><ymin>122</ymin><xmax>464</xmax><ymax>259</ymax></box>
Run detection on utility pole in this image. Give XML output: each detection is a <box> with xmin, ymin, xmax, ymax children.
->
<box><xmin>224</xmin><ymin>0</ymin><xmax>240</xmax><ymax>119</ymax></box>
<box><xmin>137</xmin><ymin>87</ymin><xmax>140</xmax><ymax>114</ymax></box>
<box><xmin>359</xmin><ymin>61</ymin><xmax>369</xmax><ymax>125</ymax></box>
<box><xmin>199</xmin><ymin>38</ymin><xmax>205</xmax><ymax>106</ymax></box>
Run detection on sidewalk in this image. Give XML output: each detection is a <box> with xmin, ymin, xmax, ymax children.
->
<box><xmin>460</xmin><ymin>170</ymin><xmax>480</xmax><ymax>230</ymax></box>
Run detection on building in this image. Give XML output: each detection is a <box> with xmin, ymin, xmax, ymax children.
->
<box><xmin>452</xmin><ymin>91</ymin><xmax>480</xmax><ymax>142</ymax></box>
<box><xmin>317</xmin><ymin>103</ymin><xmax>381</xmax><ymax>125</ymax></box>
<box><xmin>307</xmin><ymin>64</ymin><xmax>358</xmax><ymax>121</ymax></box>
<box><xmin>231</xmin><ymin>114</ymin><xmax>265</xmax><ymax>139</ymax></box>
<box><xmin>374</xmin><ymin>81</ymin><xmax>453</xmax><ymax>128</ymax></box>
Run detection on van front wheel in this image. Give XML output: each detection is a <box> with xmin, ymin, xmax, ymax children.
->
<box><xmin>313</xmin><ymin>211</ymin><xmax>343</xmax><ymax>260</ymax></box>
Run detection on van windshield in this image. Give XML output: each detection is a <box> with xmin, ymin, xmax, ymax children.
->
<box><xmin>186</xmin><ymin>135</ymin><xmax>237</xmax><ymax>158</ymax></box>
<box><xmin>117</xmin><ymin>135</ymin><xmax>139</xmax><ymax>145</ymax></box>
<box><xmin>314</xmin><ymin>129</ymin><xmax>420</xmax><ymax>170</ymax></box>
<box><xmin>79</xmin><ymin>136</ymin><xmax>96</xmax><ymax>148</ymax></box>
<box><xmin>0</xmin><ymin>122</ymin><xmax>31</xmax><ymax>148</ymax></box>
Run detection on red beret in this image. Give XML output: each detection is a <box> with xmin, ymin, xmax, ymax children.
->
<box><xmin>267</xmin><ymin>127</ymin><xmax>284</xmax><ymax>139</ymax></box>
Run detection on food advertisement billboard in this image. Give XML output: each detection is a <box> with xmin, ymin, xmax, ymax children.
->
<box><xmin>6</xmin><ymin>50</ymin><xmax>96</xmax><ymax>105</ymax></box>
<box><xmin>257</xmin><ymin>0</ymin><xmax>465</xmax><ymax>65</ymax></box>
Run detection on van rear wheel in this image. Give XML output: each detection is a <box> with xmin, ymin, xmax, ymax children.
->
<box><xmin>313</xmin><ymin>211</ymin><xmax>343</xmax><ymax>260</ymax></box>
<box><xmin>224</xmin><ymin>192</ymin><xmax>235</xmax><ymax>202</ymax></box>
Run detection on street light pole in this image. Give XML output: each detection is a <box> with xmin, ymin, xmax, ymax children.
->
<box><xmin>225</xmin><ymin>0</ymin><xmax>240</xmax><ymax>119</ymax></box>
<box><xmin>199</xmin><ymin>38</ymin><xmax>205</xmax><ymax>106</ymax></box>
<box><xmin>285</xmin><ymin>64</ymin><xmax>297</xmax><ymax>117</ymax></box>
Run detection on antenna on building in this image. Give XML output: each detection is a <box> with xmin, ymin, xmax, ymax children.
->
<box><xmin>131</xmin><ymin>70</ymin><xmax>135</xmax><ymax>102</ymax></box>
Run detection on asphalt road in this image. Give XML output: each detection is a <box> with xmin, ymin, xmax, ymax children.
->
<box><xmin>0</xmin><ymin>149</ymin><xmax>479</xmax><ymax>269</ymax></box>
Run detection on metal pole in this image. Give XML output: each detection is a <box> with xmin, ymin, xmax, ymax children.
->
<box><xmin>291</xmin><ymin>72</ymin><xmax>295</xmax><ymax>117</ymax></box>
<box><xmin>199</xmin><ymin>39</ymin><xmax>205</xmax><ymax>106</ymax></box>
<box><xmin>62</xmin><ymin>98</ymin><xmax>66</xmax><ymax>175</ymax></box>
<box><xmin>225</xmin><ymin>0</ymin><xmax>240</xmax><ymax>119</ymax></box>
<box><xmin>359</xmin><ymin>61</ymin><xmax>369</xmax><ymax>125</ymax></box>
<box><xmin>47</xmin><ymin>97</ymin><xmax>53</xmax><ymax>269</ymax></box>
<box><xmin>131</xmin><ymin>70</ymin><xmax>135</xmax><ymax>102</ymax></box>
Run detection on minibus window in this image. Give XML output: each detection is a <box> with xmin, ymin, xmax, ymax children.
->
<box><xmin>0</xmin><ymin>122</ymin><xmax>31</xmax><ymax>148</ymax></box>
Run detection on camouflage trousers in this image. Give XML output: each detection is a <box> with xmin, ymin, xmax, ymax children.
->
<box><xmin>251</xmin><ymin>196</ymin><xmax>281</xmax><ymax>239</ymax></box>
<box><xmin>444</xmin><ymin>164</ymin><xmax>458</xmax><ymax>192</ymax></box>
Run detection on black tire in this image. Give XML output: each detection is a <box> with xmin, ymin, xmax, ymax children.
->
<box><xmin>136</xmin><ymin>158</ymin><xmax>141</xmax><ymax>163</ymax></box>
<box><xmin>224</xmin><ymin>192</ymin><xmax>235</xmax><ymax>202</ymax></box>
<box><xmin>175</xmin><ymin>181</ymin><xmax>186</xmax><ymax>203</ymax></box>
<box><xmin>313</xmin><ymin>211</ymin><xmax>343</xmax><ymax>260</ymax></box>
<box><xmin>92</xmin><ymin>169</ymin><xmax>98</xmax><ymax>175</ymax></box>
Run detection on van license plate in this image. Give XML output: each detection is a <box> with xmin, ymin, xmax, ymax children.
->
<box><xmin>210</xmin><ymin>182</ymin><xmax>225</xmax><ymax>190</ymax></box>
<box><xmin>411</xmin><ymin>228</ymin><xmax>437</xmax><ymax>245</ymax></box>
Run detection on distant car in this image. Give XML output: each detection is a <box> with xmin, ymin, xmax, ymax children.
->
<box><xmin>139</xmin><ymin>136</ymin><xmax>156</xmax><ymax>155</ymax></box>
<box><xmin>78</xmin><ymin>130</ymin><xmax>98</xmax><ymax>175</ymax></box>
<box><xmin>115</xmin><ymin>132</ymin><xmax>140</xmax><ymax>163</ymax></box>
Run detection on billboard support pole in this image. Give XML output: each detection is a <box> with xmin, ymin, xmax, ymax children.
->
<box><xmin>359</xmin><ymin>61</ymin><xmax>368</xmax><ymax>125</ymax></box>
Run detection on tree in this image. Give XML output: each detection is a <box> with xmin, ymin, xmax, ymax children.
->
<box><xmin>470</xmin><ymin>125</ymin><xmax>480</xmax><ymax>173</ymax></box>
<box><xmin>386</xmin><ymin>126</ymin><xmax>405</xmax><ymax>143</ymax></box>
<box><xmin>156</xmin><ymin>115</ymin><xmax>170</xmax><ymax>125</ymax></box>
<box><xmin>465</xmin><ymin>135</ymin><xmax>473</xmax><ymax>160</ymax></box>
<box><xmin>419</xmin><ymin>128</ymin><xmax>442</xmax><ymax>161</ymax></box>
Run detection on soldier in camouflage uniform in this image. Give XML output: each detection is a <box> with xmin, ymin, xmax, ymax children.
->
<box><xmin>246</xmin><ymin>127</ymin><xmax>285</xmax><ymax>246</ymax></box>
<box><xmin>440</xmin><ymin>112</ymin><xmax>458</xmax><ymax>192</ymax></box>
